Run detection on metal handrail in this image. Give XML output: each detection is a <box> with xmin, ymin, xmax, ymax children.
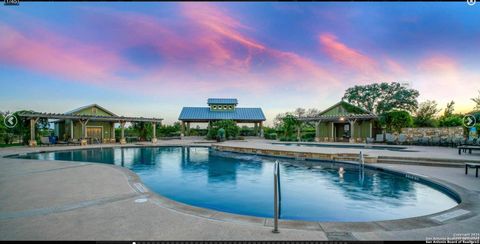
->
<box><xmin>272</xmin><ymin>160</ymin><xmax>280</xmax><ymax>233</ymax></box>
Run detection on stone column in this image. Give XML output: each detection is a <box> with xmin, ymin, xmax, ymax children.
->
<box><xmin>296</xmin><ymin>125</ymin><xmax>301</xmax><ymax>141</ymax></box>
<box><xmin>29</xmin><ymin>117</ymin><xmax>39</xmax><ymax>147</ymax></box>
<box><xmin>315</xmin><ymin>121</ymin><xmax>320</xmax><ymax>142</ymax></box>
<box><xmin>151</xmin><ymin>122</ymin><xmax>157</xmax><ymax>144</ymax></box>
<box><xmin>120</xmin><ymin>121</ymin><xmax>126</xmax><ymax>144</ymax></box>
<box><xmin>111</xmin><ymin>122</ymin><xmax>116</xmax><ymax>143</ymax></box>
<box><xmin>79</xmin><ymin>119</ymin><xmax>89</xmax><ymax>146</ymax></box>
<box><xmin>180</xmin><ymin>121</ymin><xmax>185</xmax><ymax>138</ymax></box>
<box><xmin>259</xmin><ymin>121</ymin><xmax>264</xmax><ymax>138</ymax></box>
<box><xmin>349</xmin><ymin>120</ymin><xmax>355</xmax><ymax>143</ymax></box>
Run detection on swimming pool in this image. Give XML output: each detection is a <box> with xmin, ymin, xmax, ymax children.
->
<box><xmin>11</xmin><ymin>146</ymin><xmax>458</xmax><ymax>222</ymax></box>
<box><xmin>274</xmin><ymin>142</ymin><xmax>416</xmax><ymax>152</ymax></box>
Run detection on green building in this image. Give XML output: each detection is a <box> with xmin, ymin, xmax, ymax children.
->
<box><xmin>298</xmin><ymin>101</ymin><xmax>378</xmax><ymax>143</ymax></box>
<box><xmin>19</xmin><ymin>104</ymin><xmax>163</xmax><ymax>146</ymax></box>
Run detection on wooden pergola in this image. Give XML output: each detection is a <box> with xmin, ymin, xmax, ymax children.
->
<box><xmin>18</xmin><ymin>112</ymin><xmax>163</xmax><ymax>147</ymax></box>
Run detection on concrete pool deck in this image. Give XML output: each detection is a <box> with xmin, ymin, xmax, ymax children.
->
<box><xmin>0</xmin><ymin>139</ymin><xmax>479</xmax><ymax>240</ymax></box>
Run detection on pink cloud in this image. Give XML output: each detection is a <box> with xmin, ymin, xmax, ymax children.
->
<box><xmin>318</xmin><ymin>33</ymin><xmax>377</xmax><ymax>74</ymax></box>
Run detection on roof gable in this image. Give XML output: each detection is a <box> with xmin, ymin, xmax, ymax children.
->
<box><xmin>65</xmin><ymin>104</ymin><xmax>117</xmax><ymax>117</ymax></box>
<box><xmin>320</xmin><ymin>101</ymin><xmax>372</xmax><ymax>116</ymax></box>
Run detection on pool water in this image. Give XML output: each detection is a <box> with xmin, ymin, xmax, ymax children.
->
<box><xmin>13</xmin><ymin>146</ymin><xmax>458</xmax><ymax>222</ymax></box>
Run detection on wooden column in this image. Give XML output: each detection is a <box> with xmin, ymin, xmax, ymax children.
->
<box><xmin>369</xmin><ymin>120</ymin><xmax>373</xmax><ymax>138</ymax></box>
<box><xmin>120</xmin><ymin>121</ymin><xmax>126</xmax><ymax>144</ymax></box>
<box><xmin>151</xmin><ymin>122</ymin><xmax>157</xmax><ymax>143</ymax></box>
<box><xmin>331</xmin><ymin>122</ymin><xmax>335</xmax><ymax>142</ymax></box>
<box><xmin>315</xmin><ymin>121</ymin><xmax>320</xmax><ymax>142</ymax></box>
<box><xmin>70</xmin><ymin>120</ymin><xmax>74</xmax><ymax>139</ymax></box>
<box><xmin>111</xmin><ymin>122</ymin><xmax>116</xmax><ymax>143</ymax></box>
<box><xmin>29</xmin><ymin>117</ymin><xmax>39</xmax><ymax>147</ymax></box>
<box><xmin>79</xmin><ymin>119</ymin><xmax>89</xmax><ymax>146</ymax></box>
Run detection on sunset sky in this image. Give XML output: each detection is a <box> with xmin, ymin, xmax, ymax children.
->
<box><xmin>1</xmin><ymin>2</ymin><xmax>479</xmax><ymax>125</ymax></box>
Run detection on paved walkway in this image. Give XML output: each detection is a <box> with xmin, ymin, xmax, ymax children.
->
<box><xmin>0</xmin><ymin>140</ymin><xmax>479</xmax><ymax>240</ymax></box>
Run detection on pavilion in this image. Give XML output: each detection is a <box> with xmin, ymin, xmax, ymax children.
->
<box><xmin>297</xmin><ymin>101</ymin><xmax>378</xmax><ymax>143</ymax></box>
<box><xmin>178</xmin><ymin>98</ymin><xmax>266</xmax><ymax>137</ymax></box>
<box><xmin>18</xmin><ymin>104</ymin><xmax>163</xmax><ymax>147</ymax></box>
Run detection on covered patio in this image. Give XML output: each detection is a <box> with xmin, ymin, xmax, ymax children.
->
<box><xmin>18</xmin><ymin>112</ymin><xmax>163</xmax><ymax>147</ymax></box>
<box><xmin>296</xmin><ymin>101</ymin><xmax>378</xmax><ymax>143</ymax></box>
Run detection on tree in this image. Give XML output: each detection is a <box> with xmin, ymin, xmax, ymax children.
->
<box><xmin>342</xmin><ymin>82</ymin><xmax>419</xmax><ymax>114</ymax></box>
<box><xmin>438</xmin><ymin>101</ymin><xmax>463</xmax><ymax>127</ymax></box>
<box><xmin>379</xmin><ymin>110</ymin><xmax>413</xmax><ymax>133</ymax></box>
<box><xmin>413</xmin><ymin>100</ymin><xmax>440</xmax><ymax>127</ymax></box>
<box><xmin>472</xmin><ymin>90</ymin><xmax>480</xmax><ymax>111</ymax></box>
<box><xmin>443</xmin><ymin>100</ymin><xmax>455</xmax><ymax>117</ymax></box>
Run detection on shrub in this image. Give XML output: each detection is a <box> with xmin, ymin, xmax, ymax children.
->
<box><xmin>438</xmin><ymin>115</ymin><xmax>463</xmax><ymax>127</ymax></box>
<box><xmin>207</xmin><ymin>120</ymin><xmax>240</xmax><ymax>140</ymax></box>
<box><xmin>265</xmin><ymin>133</ymin><xmax>277</xmax><ymax>140</ymax></box>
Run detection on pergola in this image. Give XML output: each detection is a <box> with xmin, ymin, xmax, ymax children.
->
<box><xmin>18</xmin><ymin>112</ymin><xmax>163</xmax><ymax>147</ymax></box>
<box><xmin>297</xmin><ymin>113</ymin><xmax>378</xmax><ymax>142</ymax></box>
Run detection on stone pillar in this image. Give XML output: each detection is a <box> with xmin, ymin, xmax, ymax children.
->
<box><xmin>259</xmin><ymin>121</ymin><xmax>264</xmax><ymax>138</ymax></box>
<box><xmin>111</xmin><ymin>122</ymin><xmax>116</xmax><ymax>143</ymax></box>
<box><xmin>296</xmin><ymin>125</ymin><xmax>301</xmax><ymax>141</ymax></box>
<box><xmin>151</xmin><ymin>122</ymin><xmax>157</xmax><ymax>144</ymax></box>
<box><xmin>79</xmin><ymin>119</ymin><xmax>89</xmax><ymax>146</ymax></box>
<box><xmin>315</xmin><ymin>121</ymin><xmax>320</xmax><ymax>142</ymax></box>
<box><xmin>29</xmin><ymin>118</ymin><xmax>39</xmax><ymax>147</ymax></box>
<box><xmin>120</xmin><ymin>121</ymin><xmax>126</xmax><ymax>144</ymax></box>
<box><xmin>180</xmin><ymin>121</ymin><xmax>185</xmax><ymax>138</ymax></box>
<box><xmin>349</xmin><ymin>120</ymin><xmax>355</xmax><ymax>143</ymax></box>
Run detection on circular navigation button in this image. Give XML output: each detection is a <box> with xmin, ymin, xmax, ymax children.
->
<box><xmin>3</xmin><ymin>114</ymin><xmax>18</xmax><ymax>128</ymax></box>
<box><xmin>463</xmin><ymin>115</ymin><xmax>476</xmax><ymax>128</ymax></box>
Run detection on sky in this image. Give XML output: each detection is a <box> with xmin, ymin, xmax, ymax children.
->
<box><xmin>0</xmin><ymin>2</ymin><xmax>479</xmax><ymax>125</ymax></box>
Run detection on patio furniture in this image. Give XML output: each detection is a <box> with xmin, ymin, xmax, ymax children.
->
<box><xmin>385</xmin><ymin>133</ymin><xmax>395</xmax><ymax>144</ymax></box>
<box><xmin>398</xmin><ymin>134</ymin><xmax>407</xmax><ymax>145</ymax></box>
<box><xmin>465</xmin><ymin>163</ymin><xmax>480</xmax><ymax>178</ymax></box>
<box><xmin>40</xmin><ymin>136</ymin><xmax>51</xmax><ymax>146</ymax></box>
<box><xmin>366</xmin><ymin>137</ymin><xmax>375</xmax><ymax>144</ymax></box>
<box><xmin>431</xmin><ymin>137</ymin><xmax>441</xmax><ymax>146</ymax></box>
<box><xmin>458</xmin><ymin>145</ymin><xmax>480</xmax><ymax>155</ymax></box>
<box><xmin>68</xmin><ymin>138</ymin><xmax>80</xmax><ymax>145</ymax></box>
<box><xmin>420</xmin><ymin>137</ymin><xmax>430</xmax><ymax>146</ymax></box>
<box><xmin>376</xmin><ymin>134</ymin><xmax>384</xmax><ymax>142</ymax></box>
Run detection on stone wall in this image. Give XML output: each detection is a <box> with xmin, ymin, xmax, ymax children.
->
<box><xmin>399</xmin><ymin>126</ymin><xmax>465</xmax><ymax>139</ymax></box>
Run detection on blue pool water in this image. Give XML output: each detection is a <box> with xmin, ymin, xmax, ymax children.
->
<box><xmin>12</xmin><ymin>146</ymin><xmax>458</xmax><ymax>222</ymax></box>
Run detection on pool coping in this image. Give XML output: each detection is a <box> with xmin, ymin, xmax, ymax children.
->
<box><xmin>2</xmin><ymin>143</ymin><xmax>479</xmax><ymax>233</ymax></box>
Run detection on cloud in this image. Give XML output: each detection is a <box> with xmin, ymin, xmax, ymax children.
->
<box><xmin>318</xmin><ymin>33</ymin><xmax>377</xmax><ymax>75</ymax></box>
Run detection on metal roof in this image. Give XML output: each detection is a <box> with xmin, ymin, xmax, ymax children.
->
<box><xmin>207</xmin><ymin>98</ymin><xmax>238</xmax><ymax>105</ymax></box>
<box><xmin>178</xmin><ymin>107</ymin><xmax>265</xmax><ymax>122</ymax></box>
<box><xmin>297</xmin><ymin>114</ymin><xmax>378</xmax><ymax>122</ymax></box>
<box><xmin>18</xmin><ymin>112</ymin><xmax>163</xmax><ymax>123</ymax></box>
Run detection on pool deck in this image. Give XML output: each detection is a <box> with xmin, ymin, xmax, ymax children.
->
<box><xmin>0</xmin><ymin>139</ymin><xmax>479</xmax><ymax>241</ymax></box>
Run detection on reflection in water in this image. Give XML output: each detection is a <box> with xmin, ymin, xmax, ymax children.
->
<box><xmin>16</xmin><ymin>146</ymin><xmax>457</xmax><ymax>222</ymax></box>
